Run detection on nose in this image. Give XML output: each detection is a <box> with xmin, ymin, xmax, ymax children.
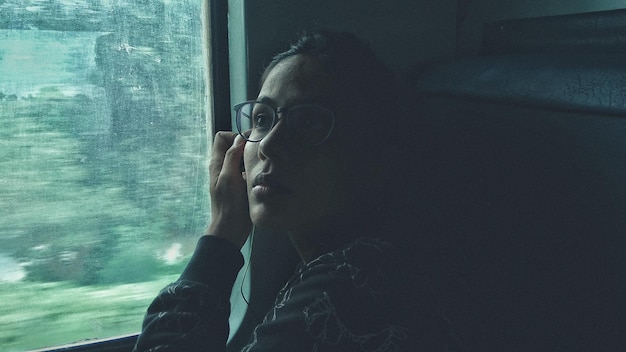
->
<box><xmin>258</xmin><ymin>116</ymin><xmax>291</xmax><ymax>162</ymax></box>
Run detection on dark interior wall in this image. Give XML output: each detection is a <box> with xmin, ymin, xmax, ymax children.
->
<box><xmin>233</xmin><ymin>0</ymin><xmax>626</xmax><ymax>97</ymax></box>
<box><xmin>240</xmin><ymin>0</ymin><xmax>456</xmax><ymax>97</ymax></box>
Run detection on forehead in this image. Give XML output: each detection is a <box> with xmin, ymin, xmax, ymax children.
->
<box><xmin>258</xmin><ymin>55</ymin><xmax>335</xmax><ymax>106</ymax></box>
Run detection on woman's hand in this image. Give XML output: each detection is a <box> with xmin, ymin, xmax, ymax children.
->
<box><xmin>206</xmin><ymin>131</ymin><xmax>252</xmax><ymax>249</ymax></box>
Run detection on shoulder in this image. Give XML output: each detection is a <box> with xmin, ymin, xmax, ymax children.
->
<box><xmin>299</xmin><ymin>237</ymin><xmax>398</xmax><ymax>295</ymax></box>
<box><xmin>245</xmin><ymin>237</ymin><xmax>452</xmax><ymax>351</ymax></box>
<box><xmin>283</xmin><ymin>238</ymin><xmax>415</xmax><ymax>349</ymax></box>
<box><xmin>299</xmin><ymin>237</ymin><xmax>451</xmax><ymax>350</ymax></box>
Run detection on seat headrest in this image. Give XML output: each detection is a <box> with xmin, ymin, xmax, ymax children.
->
<box><xmin>416</xmin><ymin>54</ymin><xmax>626</xmax><ymax>116</ymax></box>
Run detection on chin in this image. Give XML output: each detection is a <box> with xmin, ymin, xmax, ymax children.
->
<box><xmin>249</xmin><ymin>205</ymin><xmax>287</xmax><ymax>231</ymax></box>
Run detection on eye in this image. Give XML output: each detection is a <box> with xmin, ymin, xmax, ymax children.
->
<box><xmin>304</xmin><ymin>115</ymin><xmax>325</xmax><ymax>130</ymax></box>
<box><xmin>253</xmin><ymin>112</ymin><xmax>272</xmax><ymax>130</ymax></box>
<box><xmin>291</xmin><ymin>106</ymin><xmax>328</xmax><ymax>131</ymax></box>
<box><xmin>251</xmin><ymin>104</ymin><xmax>274</xmax><ymax>131</ymax></box>
<box><xmin>288</xmin><ymin>105</ymin><xmax>335</xmax><ymax>146</ymax></box>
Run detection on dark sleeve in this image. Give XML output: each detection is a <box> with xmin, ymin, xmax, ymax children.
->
<box><xmin>133</xmin><ymin>235</ymin><xmax>244</xmax><ymax>352</ymax></box>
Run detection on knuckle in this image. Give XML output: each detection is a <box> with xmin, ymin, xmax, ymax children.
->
<box><xmin>224</xmin><ymin>146</ymin><xmax>238</xmax><ymax>158</ymax></box>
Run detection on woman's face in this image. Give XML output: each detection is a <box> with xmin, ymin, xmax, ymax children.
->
<box><xmin>243</xmin><ymin>54</ymin><xmax>354</xmax><ymax>234</ymax></box>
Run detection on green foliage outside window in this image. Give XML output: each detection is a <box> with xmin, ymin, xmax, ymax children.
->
<box><xmin>0</xmin><ymin>0</ymin><xmax>210</xmax><ymax>349</ymax></box>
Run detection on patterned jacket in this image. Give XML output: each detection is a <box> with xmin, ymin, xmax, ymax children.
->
<box><xmin>133</xmin><ymin>235</ymin><xmax>450</xmax><ymax>352</ymax></box>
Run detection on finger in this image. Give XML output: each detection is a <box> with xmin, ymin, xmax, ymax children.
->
<box><xmin>221</xmin><ymin>134</ymin><xmax>246</xmax><ymax>180</ymax></box>
<box><xmin>209</xmin><ymin>131</ymin><xmax>237</xmax><ymax>189</ymax></box>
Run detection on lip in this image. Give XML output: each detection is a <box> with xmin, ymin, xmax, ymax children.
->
<box><xmin>252</xmin><ymin>173</ymin><xmax>292</xmax><ymax>198</ymax></box>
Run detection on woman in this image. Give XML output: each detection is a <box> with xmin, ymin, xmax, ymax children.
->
<box><xmin>133</xmin><ymin>31</ymin><xmax>450</xmax><ymax>352</ymax></box>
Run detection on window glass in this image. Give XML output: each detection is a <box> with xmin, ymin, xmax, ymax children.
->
<box><xmin>0</xmin><ymin>1</ymin><xmax>209</xmax><ymax>350</ymax></box>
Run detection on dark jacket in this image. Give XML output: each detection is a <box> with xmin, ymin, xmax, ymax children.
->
<box><xmin>133</xmin><ymin>235</ymin><xmax>450</xmax><ymax>352</ymax></box>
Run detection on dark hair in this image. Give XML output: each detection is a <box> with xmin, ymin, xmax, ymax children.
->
<box><xmin>260</xmin><ymin>31</ymin><xmax>398</xmax><ymax>143</ymax></box>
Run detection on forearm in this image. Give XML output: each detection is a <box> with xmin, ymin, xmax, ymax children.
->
<box><xmin>133</xmin><ymin>236</ymin><xmax>244</xmax><ymax>352</ymax></box>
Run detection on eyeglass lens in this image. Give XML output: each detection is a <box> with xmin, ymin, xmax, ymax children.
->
<box><xmin>236</xmin><ymin>102</ymin><xmax>334</xmax><ymax>146</ymax></box>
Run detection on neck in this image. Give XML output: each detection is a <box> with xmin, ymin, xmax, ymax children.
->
<box><xmin>288</xmin><ymin>231</ymin><xmax>319</xmax><ymax>263</ymax></box>
<box><xmin>288</xmin><ymin>211</ymin><xmax>369</xmax><ymax>263</ymax></box>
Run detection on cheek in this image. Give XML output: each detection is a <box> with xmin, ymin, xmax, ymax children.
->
<box><xmin>242</xmin><ymin>143</ymin><xmax>256</xmax><ymax>171</ymax></box>
<box><xmin>307</xmin><ymin>155</ymin><xmax>354</xmax><ymax>203</ymax></box>
<box><xmin>242</xmin><ymin>143</ymin><xmax>257</xmax><ymax>188</ymax></box>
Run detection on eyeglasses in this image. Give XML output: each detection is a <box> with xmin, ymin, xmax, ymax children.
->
<box><xmin>234</xmin><ymin>100</ymin><xmax>335</xmax><ymax>147</ymax></box>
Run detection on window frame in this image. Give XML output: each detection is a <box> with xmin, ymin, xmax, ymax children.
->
<box><xmin>207</xmin><ymin>0</ymin><xmax>232</xmax><ymax>133</ymax></box>
<box><xmin>30</xmin><ymin>334</ymin><xmax>138</xmax><ymax>352</ymax></box>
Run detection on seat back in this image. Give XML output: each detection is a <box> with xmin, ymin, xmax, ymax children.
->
<box><xmin>401</xmin><ymin>10</ymin><xmax>626</xmax><ymax>350</ymax></box>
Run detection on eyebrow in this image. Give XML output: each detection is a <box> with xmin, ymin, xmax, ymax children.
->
<box><xmin>256</xmin><ymin>96</ymin><xmax>277</xmax><ymax>106</ymax></box>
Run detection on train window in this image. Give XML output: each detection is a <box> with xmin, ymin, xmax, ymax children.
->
<box><xmin>0</xmin><ymin>1</ymin><xmax>214</xmax><ymax>350</ymax></box>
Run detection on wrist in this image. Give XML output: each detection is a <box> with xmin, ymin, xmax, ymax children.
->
<box><xmin>206</xmin><ymin>219</ymin><xmax>250</xmax><ymax>249</ymax></box>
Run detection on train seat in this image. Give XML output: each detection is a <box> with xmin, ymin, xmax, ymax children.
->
<box><xmin>402</xmin><ymin>9</ymin><xmax>626</xmax><ymax>350</ymax></box>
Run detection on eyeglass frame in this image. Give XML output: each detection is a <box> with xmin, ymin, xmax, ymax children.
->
<box><xmin>233</xmin><ymin>100</ymin><xmax>336</xmax><ymax>147</ymax></box>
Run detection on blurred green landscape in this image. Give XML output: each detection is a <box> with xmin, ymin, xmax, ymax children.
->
<box><xmin>0</xmin><ymin>275</ymin><xmax>178</xmax><ymax>351</ymax></box>
<box><xmin>0</xmin><ymin>0</ymin><xmax>209</xmax><ymax>350</ymax></box>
